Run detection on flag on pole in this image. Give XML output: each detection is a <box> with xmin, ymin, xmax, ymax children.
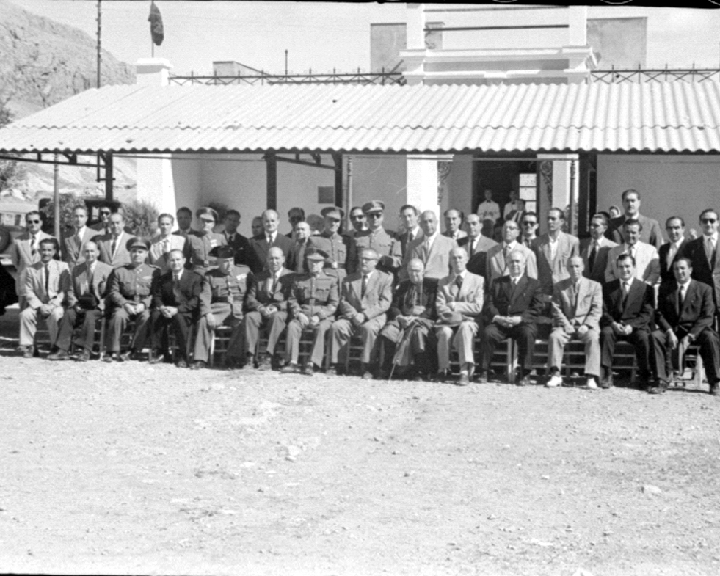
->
<box><xmin>148</xmin><ymin>1</ymin><xmax>164</xmax><ymax>46</ymax></box>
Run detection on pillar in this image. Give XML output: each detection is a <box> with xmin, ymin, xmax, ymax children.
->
<box><xmin>537</xmin><ymin>153</ymin><xmax>579</xmax><ymax>235</ymax></box>
<box><xmin>406</xmin><ymin>154</ymin><xmax>453</xmax><ymax>218</ymax></box>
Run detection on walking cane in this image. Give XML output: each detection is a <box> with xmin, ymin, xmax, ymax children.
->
<box><xmin>387</xmin><ymin>318</ymin><xmax>418</xmax><ymax>382</ymax></box>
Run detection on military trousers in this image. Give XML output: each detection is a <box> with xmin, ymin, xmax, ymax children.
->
<box><xmin>56</xmin><ymin>307</ymin><xmax>103</xmax><ymax>352</ymax></box>
<box><xmin>330</xmin><ymin>314</ymin><xmax>386</xmax><ymax>365</ymax></box>
<box><xmin>106</xmin><ymin>307</ymin><xmax>151</xmax><ymax>353</ymax></box>
<box><xmin>285</xmin><ymin>318</ymin><xmax>332</xmax><ymax>367</ymax></box>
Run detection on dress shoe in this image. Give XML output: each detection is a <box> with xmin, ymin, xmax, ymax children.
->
<box><xmin>457</xmin><ymin>373</ymin><xmax>470</xmax><ymax>387</ymax></box>
<box><xmin>600</xmin><ymin>375</ymin><xmax>614</xmax><ymax>389</ymax></box>
<box><xmin>257</xmin><ymin>355</ymin><xmax>273</xmax><ymax>371</ymax></box>
<box><xmin>648</xmin><ymin>382</ymin><xmax>667</xmax><ymax>394</ymax></box>
<box><xmin>102</xmin><ymin>354</ymin><xmax>114</xmax><ymax>363</ymax></box>
<box><xmin>302</xmin><ymin>363</ymin><xmax>315</xmax><ymax>376</ymax></box>
<box><xmin>176</xmin><ymin>359</ymin><xmax>188</xmax><ymax>369</ymax></box>
<box><xmin>76</xmin><ymin>349</ymin><xmax>91</xmax><ymax>362</ymax></box>
<box><xmin>546</xmin><ymin>373</ymin><xmax>563</xmax><ymax>388</ymax></box>
<box><xmin>585</xmin><ymin>377</ymin><xmax>598</xmax><ymax>389</ymax></box>
<box><xmin>281</xmin><ymin>363</ymin><xmax>300</xmax><ymax>374</ymax></box>
<box><xmin>710</xmin><ymin>382</ymin><xmax>720</xmax><ymax>396</ymax></box>
<box><xmin>433</xmin><ymin>370</ymin><xmax>450</xmax><ymax>383</ymax></box>
<box><xmin>21</xmin><ymin>346</ymin><xmax>34</xmax><ymax>359</ymax></box>
<box><xmin>48</xmin><ymin>350</ymin><xmax>70</xmax><ymax>361</ymax></box>
<box><xmin>148</xmin><ymin>350</ymin><xmax>164</xmax><ymax>364</ymax></box>
<box><xmin>412</xmin><ymin>372</ymin><xmax>425</xmax><ymax>382</ymax></box>
<box><xmin>115</xmin><ymin>352</ymin><xmax>128</xmax><ymax>362</ymax></box>
<box><xmin>476</xmin><ymin>371</ymin><xmax>488</xmax><ymax>384</ymax></box>
<box><xmin>517</xmin><ymin>374</ymin><xmax>531</xmax><ymax>387</ymax></box>
<box><xmin>191</xmin><ymin>361</ymin><xmax>206</xmax><ymax>370</ymax></box>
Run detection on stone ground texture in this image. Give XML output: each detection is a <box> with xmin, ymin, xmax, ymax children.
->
<box><xmin>1</xmin><ymin>308</ymin><xmax>720</xmax><ymax>575</ymax></box>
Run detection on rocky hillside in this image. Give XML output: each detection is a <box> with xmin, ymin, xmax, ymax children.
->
<box><xmin>0</xmin><ymin>0</ymin><xmax>137</xmax><ymax>200</ymax></box>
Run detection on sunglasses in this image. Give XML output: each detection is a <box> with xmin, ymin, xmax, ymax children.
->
<box><xmin>100</xmin><ymin>210</ymin><xmax>111</xmax><ymax>215</ymax></box>
<box><xmin>366</xmin><ymin>213</ymin><xmax>382</xmax><ymax>218</ymax></box>
<box><xmin>522</xmin><ymin>221</ymin><xmax>537</xmax><ymax>226</ymax></box>
<box><xmin>702</xmin><ymin>218</ymin><xmax>717</xmax><ymax>224</ymax></box>
<box><xmin>27</xmin><ymin>219</ymin><xmax>41</xmax><ymax>224</ymax></box>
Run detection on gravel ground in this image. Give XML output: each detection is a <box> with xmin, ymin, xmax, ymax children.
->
<box><xmin>1</xmin><ymin>306</ymin><xmax>720</xmax><ymax>576</ymax></box>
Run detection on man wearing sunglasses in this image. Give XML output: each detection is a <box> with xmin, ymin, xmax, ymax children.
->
<box><xmin>581</xmin><ymin>213</ymin><xmax>617</xmax><ymax>284</ymax></box>
<box><xmin>343</xmin><ymin>206</ymin><xmax>367</xmax><ymax>240</ymax></box>
<box><xmin>519</xmin><ymin>211</ymin><xmax>539</xmax><ymax>249</ymax></box>
<box><xmin>682</xmin><ymin>208</ymin><xmax>720</xmax><ymax>315</ymax></box>
<box><xmin>90</xmin><ymin>204</ymin><xmax>113</xmax><ymax>234</ymax></box>
<box><xmin>346</xmin><ymin>201</ymin><xmax>398</xmax><ymax>275</ymax></box>
<box><xmin>11</xmin><ymin>211</ymin><xmax>53</xmax><ymax>312</ymax></box>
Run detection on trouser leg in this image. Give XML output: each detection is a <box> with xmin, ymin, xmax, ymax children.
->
<box><xmin>285</xmin><ymin>319</ymin><xmax>302</xmax><ymax>364</ymax></box>
<box><xmin>435</xmin><ymin>326</ymin><xmax>453</xmax><ymax>372</ymax></box>
<box><xmin>244</xmin><ymin>311</ymin><xmax>262</xmax><ymax>357</ymax></box>
<box><xmin>310</xmin><ymin>319</ymin><xmax>332</xmax><ymax>367</ymax></box>
<box><xmin>171</xmin><ymin>313</ymin><xmax>193</xmax><ymax>361</ymax></box>
<box><xmin>455</xmin><ymin>321</ymin><xmax>477</xmax><ymax>368</ymax></box>
<box><xmin>548</xmin><ymin>328</ymin><xmax>566</xmax><ymax>371</ymax></box>
<box><xmin>56</xmin><ymin>308</ymin><xmax>77</xmax><ymax>352</ymax></box>
<box><xmin>107</xmin><ymin>308</ymin><xmax>128</xmax><ymax>353</ymax></box>
<box><xmin>628</xmin><ymin>328</ymin><xmax>651</xmax><ymax>379</ymax></box>
<box><xmin>360</xmin><ymin>315</ymin><xmax>385</xmax><ymax>364</ymax></box>
<box><xmin>47</xmin><ymin>306</ymin><xmax>64</xmax><ymax>346</ymax></box>
<box><xmin>265</xmin><ymin>311</ymin><xmax>288</xmax><ymax>355</ymax></box>
<box><xmin>330</xmin><ymin>318</ymin><xmax>353</xmax><ymax>364</ymax></box>
<box><xmin>132</xmin><ymin>310</ymin><xmax>151</xmax><ymax>352</ymax></box>
<box><xmin>580</xmin><ymin>328</ymin><xmax>601</xmax><ymax>377</ymax></box>
<box><xmin>193</xmin><ymin>315</ymin><xmax>211</xmax><ymax>363</ymax></box>
<box><xmin>19</xmin><ymin>307</ymin><xmax>38</xmax><ymax>347</ymax></box>
<box><xmin>652</xmin><ymin>329</ymin><xmax>669</xmax><ymax>382</ymax></box>
<box><xmin>513</xmin><ymin>323</ymin><xmax>537</xmax><ymax>372</ymax></box>
<box><xmin>600</xmin><ymin>326</ymin><xmax>617</xmax><ymax>375</ymax></box>
<box><xmin>481</xmin><ymin>324</ymin><xmax>507</xmax><ymax>371</ymax></box>
<box><xmin>697</xmin><ymin>328</ymin><xmax>720</xmax><ymax>384</ymax></box>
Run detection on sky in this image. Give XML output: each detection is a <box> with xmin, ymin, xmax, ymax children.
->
<box><xmin>8</xmin><ymin>1</ymin><xmax>720</xmax><ymax>75</ymax></box>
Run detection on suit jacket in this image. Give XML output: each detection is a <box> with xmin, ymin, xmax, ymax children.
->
<box><xmin>0</xmin><ymin>226</ymin><xmax>12</xmax><ymax>253</ymax></box>
<box><xmin>658</xmin><ymin>240</ymin><xmax>688</xmax><ymax>284</ymax></box>
<box><xmin>400</xmin><ymin>234</ymin><xmax>457</xmax><ymax>281</ymax></box>
<box><xmin>608</xmin><ymin>214</ymin><xmax>664</xmax><ymax>249</ymax></box>
<box><xmin>148</xmin><ymin>234</ymin><xmax>187</xmax><ymax>271</ymax></box>
<box><xmin>681</xmin><ymin>236</ymin><xmax>720</xmax><ymax>306</ymax></box>
<box><xmin>486</xmin><ymin>242</ymin><xmax>538</xmax><ymax>284</ymax></box>
<box><xmin>442</xmin><ymin>230</ymin><xmax>468</xmax><ymax>242</ymax></box>
<box><xmin>246</xmin><ymin>268</ymin><xmax>293</xmax><ymax>312</ymax></box>
<box><xmin>458</xmin><ymin>235</ymin><xmax>498</xmax><ymax>279</ymax></box>
<box><xmin>605</xmin><ymin>242</ymin><xmax>660</xmax><ymax>284</ymax></box>
<box><xmin>62</xmin><ymin>226</ymin><xmax>99</xmax><ymax>268</ymax></box>
<box><xmin>580</xmin><ymin>237</ymin><xmax>617</xmax><ymax>283</ymax></box>
<box><xmin>222</xmin><ymin>231</ymin><xmax>261</xmax><ymax>270</ymax></box>
<box><xmin>338</xmin><ymin>270</ymin><xmax>393</xmax><ymax>320</ymax></box>
<box><xmin>24</xmin><ymin>259</ymin><xmax>70</xmax><ymax>310</ymax></box>
<box><xmin>600</xmin><ymin>278</ymin><xmax>654</xmax><ymax>330</ymax></box>
<box><xmin>11</xmin><ymin>230</ymin><xmax>53</xmax><ymax>297</ymax></box>
<box><xmin>97</xmin><ymin>232</ymin><xmax>136</xmax><ymax>268</ymax></box>
<box><xmin>531</xmin><ymin>232</ymin><xmax>580</xmax><ymax>293</ymax></box>
<box><xmin>551</xmin><ymin>276</ymin><xmax>602</xmax><ymax>331</ymax></box>
<box><xmin>396</xmin><ymin>228</ymin><xmax>424</xmax><ymax>261</ymax></box>
<box><xmin>483</xmin><ymin>275</ymin><xmax>543</xmax><ymax>324</ymax></box>
<box><xmin>388</xmin><ymin>279</ymin><xmax>437</xmax><ymax>321</ymax></box>
<box><xmin>656</xmin><ymin>280</ymin><xmax>715</xmax><ymax>339</ymax></box>
<box><xmin>152</xmin><ymin>269</ymin><xmax>205</xmax><ymax>316</ymax></box>
<box><xmin>287</xmin><ymin>240</ymin><xmax>312</xmax><ymax>273</ymax></box>
<box><xmin>67</xmin><ymin>260</ymin><xmax>113</xmax><ymax>308</ymax></box>
<box><xmin>436</xmin><ymin>272</ymin><xmax>484</xmax><ymax>321</ymax></box>
<box><xmin>249</xmin><ymin>233</ymin><xmax>294</xmax><ymax>273</ymax></box>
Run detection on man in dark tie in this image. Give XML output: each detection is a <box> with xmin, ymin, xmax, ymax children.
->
<box><xmin>458</xmin><ymin>214</ymin><xmax>497</xmax><ymax>279</ymax></box>
<box><xmin>600</xmin><ymin>253</ymin><xmax>655</xmax><ymax>389</ymax></box>
<box><xmin>173</xmin><ymin>206</ymin><xmax>197</xmax><ymax>239</ymax></box>
<box><xmin>681</xmin><ymin>208</ymin><xmax>720</xmax><ymax>318</ymax></box>
<box><xmin>651</xmin><ymin>257</ymin><xmax>720</xmax><ymax>395</ymax></box>
<box><xmin>221</xmin><ymin>209</ymin><xmax>260</xmax><ymax>271</ymax></box>
<box><xmin>519</xmin><ymin>211</ymin><xmax>539</xmax><ymax>249</ymax></box>
<box><xmin>329</xmin><ymin>248</ymin><xmax>393</xmax><ymax>379</ymax></box>
<box><xmin>148</xmin><ymin>249</ymin><xmax>206</xmax><ymax>368</ymax></box>
<box><xmin>249</xmin><ymin>209</ymin><xmax>294</xmax><ymax>273</ymax></box>
<box><xmin>287</xmin><ymin>221</ymin><xmax>312</xmax><ymax>273</ymax></box>
<box><xmin>400</xmin><ymin>211</ymin><xmax>457</xmax><ymax>282</ymax></box>
<box><xmin>581</xmin><ymin>213</ymin><xmax>617</xmax><ymax>283</ymax></box>
<box><xmin>480</xmin><ymin>249</ymin><xmax>543</xmax><ymax>385</ymax></box>
<box><xmin>62</xmin><ymin>205</ymin><xmax>98</xmax><ymax>271</ymax></box>
<box><xmin>658</xmin><ymin>216</ymin><xmax>688</xmax><ymax>284</ymax></box>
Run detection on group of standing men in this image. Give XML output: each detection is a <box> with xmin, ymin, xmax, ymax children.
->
<box><xmin>7</xmin><ymin>188</ymin><xmax>720</xmax><ymax>395</ymax></box>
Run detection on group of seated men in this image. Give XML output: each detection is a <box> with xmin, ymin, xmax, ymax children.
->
<box><xmin>13</xmin><ymin>189</ymin><xmax>720</xmax><ymax>396</ymax></box>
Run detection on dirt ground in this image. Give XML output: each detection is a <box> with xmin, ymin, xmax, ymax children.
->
<box><xmin>1</xmin><ymin>306</ymin><xmax>720</xmax><ymax>576</ymax></box>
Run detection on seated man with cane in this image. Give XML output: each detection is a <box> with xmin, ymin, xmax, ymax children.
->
<box><xmin>378</xmin><ymin>258</ymin><xmax>438</xmax><ymax>381</ymax></box>
<box><xmin>434</xmin><ymin>248</ymin><xmax>485</xmax><ymax>386</ymax></box>
<box><xmin>148</xmin><ymin>249</ymin><xmax>206</xmax><ymax>368</ymax></box>
<box><xmin>192</xmin><ymin>245</ymin><xmax>253</xmax><ymax>370</ymax></box>
<box><xmin>546</xmin><ymin>256</ymin><xmax>603</xmax><ymax>388</ymax></box>
<box><xmin>282</xmin><ymin>249</ymin><xmax>339</xmax><ymax>376</ymax></box>
<box><xmin>50</xmin><ymin>240</ymin><xmax>113</xmax><ymax>361</ymax></box>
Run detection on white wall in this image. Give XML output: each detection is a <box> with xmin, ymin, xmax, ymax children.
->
<box><xmin>170</xmin><ymin>154</ymin><xmax>202</xmax><ymax>224</ymax></box>
<box><xmin>597</xmin><ymin>155</ymin><xmax>720</xmax><ymax>232</ymax></box>
<box><xmin>352</xmin><ymin>155</ymin><xmax>407</xmax><ymax>232</ymax></box>
<box><xmin>447</xmin><ymin>154</ymin><xmax>474</xmax><ymax>219</ymax></box>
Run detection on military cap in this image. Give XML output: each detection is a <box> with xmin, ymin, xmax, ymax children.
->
<box><xmin>321</xmin><ymin>206</ymin><xmax>344</xmax><ymax>220</ymax></box>
<box><xmin>362</xmin><ymin>200</ymin><xmax>385</xmax><ymax>214</ymax></box>
<box><xmin>209</xmin><ymin>245</ymin><xmax>235</xmax><ymax>260</ymax></box>
<box><xmin>306</xmin><ymin>249</ymin><xmax>325</xmax><ymax>263</ymax></box>
<box><xmin>126</xmin><ymin>237</ymin><xmax>151</xmax><ymax>251</ymax></box>
<box><xmin>196</xmin><ymin>206</ymin><xmax>219</xmax><ymax>222</ymax></box>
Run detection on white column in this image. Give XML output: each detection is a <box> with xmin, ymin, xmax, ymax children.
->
<box><xmin>406</xmin><ymin>4</ymin><xmax>426</xmax><ymax>49</ymax></box>
<box><xmin>406</xmin><ymin>154</ymin><xmax>453</xmax><ymax>218</ymax></box>
<box><xmin>567</xmin><ymin>6</ymin><xmax>587</xmax><ymax>46</ymax></box>
<box><xmin>537</xmin><ymin>153</ymin><xmax>579</xmax><ymax>233</ymax></box>
<box><xmin>135</xmin><ymin>59</ymin><xmax>176</xmax><ymax>225</ymax></box>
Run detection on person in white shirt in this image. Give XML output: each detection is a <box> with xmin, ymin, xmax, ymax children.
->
<box><xmin>605</xmin><ymin>219</ymin><xmax>660</xmax><ymax>285</ymax></box>
<box><xmin>659</xmin><ymin>216</ymin><xmax>688</xmax><ymax>284</ymax></box>
<box><xmin>503</xmin><ymin>189</ymin><xmax>522</xmax><ymax>220</ymax></box>
<box><xmin>682</xmin><ymin>208</ymin><xmax>720</xmax><ymax>314</ymax></box>
<box><xmin>149</xmin><ymin>213</ymin><xmax>185</xmax><ymax>271</ymax></box>
<box><xmin>476</xmin><ymin>189</ymin><xmax>501</xmax><ymax>227</ymax></box>
<box><xmin>442</xmin><ymin>209</ymin><xmax>468</xmax><ymax>242</ymax></box>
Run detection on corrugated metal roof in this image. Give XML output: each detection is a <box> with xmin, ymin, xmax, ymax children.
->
<box><xmin>1</xmin><ymin>82</ymin><xmax>720</xmax><ymax>153</ymax></box>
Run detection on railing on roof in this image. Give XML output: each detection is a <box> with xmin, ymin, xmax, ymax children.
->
<box><xmin>169</xmin><ymin>65</ymin><xmax>406</xmax><ymax>86</ymax></box>
<box><xmin>590</xmin><ymin>67</ymin><xmax>720</xmax><ymax>84</ymax></box>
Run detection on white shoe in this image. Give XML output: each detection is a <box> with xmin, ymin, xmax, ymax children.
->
<box><xmin>546</xmin><ymin>374</ymin><xmax>563</xmax><ymax>388</ymax></box>
<box><xmin>586</xmin><ymin>377</ymin><xmax>598</xmax><ymax>389</ymax></box>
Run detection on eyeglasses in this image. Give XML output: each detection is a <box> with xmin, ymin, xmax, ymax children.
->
<box><xmin>366</xmin><ymin>213</ymin><xmax>382</xmax><ymax>218</ymax></box>
<box><xmin>99</xmin><ymin>210</ymin><xmax>111</xmax><ymax>215</ymax></box>
<box><xmin>27</xmin><ymin>219</ymin><xmax>41</xmax><ymax>224</ymax></box>
<box><xmin>702</xmin><ymin>218</ymin><xmax>717</xmax><ymax>224</ymax></box>
<box><xmin>522</xmin><ymin>221</ymin><xmax>537</xmax><ymax>226</ymax></box>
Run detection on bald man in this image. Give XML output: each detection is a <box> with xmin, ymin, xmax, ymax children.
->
<box><xmin>248</xmin><ymin>209</ymin><xmax>294</xmax><ymax>273</ymax></box>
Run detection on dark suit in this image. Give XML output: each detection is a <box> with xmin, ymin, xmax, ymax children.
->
<box><xmin>600</xmin><ymin>278</ymin><xmax>655</xmax><ymax>380</ymax></box>
<box><xmin>287</xmin><ymin>240</ymin><xmax>311</xmax><ymax>273</ymax></box>
<box><xmin>681</xmin><ymin>236</ymin><xmax>720</xmax><ymax>310</ymax></box>
<box><xmin>653</xmin><ymin>280</ymin><xmax>720</xmax><ymax>384</ymax></box>
<box><xmin>580</xmin><ymin>237</ymin><xmax>617</xmax><ymax>283</ymax></box>
<box><xmin>607</xmin><ymin>214</ymin><xmax>664</xmax><ymax>249</ymax></box>
<box><xmin>458</xmin><ymin>235</ymin><xmax>498</xmax><ymax>281</ymax></box>
<box><xmin>658</xmin><ymin>240</ymin><xmax>688</xmax><ymax>284</ymax></box>
<box><xmin>223</xmin><ymin>231</ymin><xmax>261</xmax><ymax>271</ymax></box>
<box><xmin>150</xmin><ymin>269</ymin><xmax>206</xmax><ymax>361</ymax></box>
<box><xmin>249</xmin><ymin>233</ymin><xmax>294</xmax><ymax>273</ymax></box>
<box><xmin>481</xmin><ymin>275</ymin><xmax>543</xmax><ymax>373</ymax></box>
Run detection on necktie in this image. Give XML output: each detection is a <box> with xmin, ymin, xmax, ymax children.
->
<box><xmin>31</xmin><ymin>235</ymin><xmax>37</xmax><ymax>255</ymax></box>
<box><xmin>173</xmin><ymin>273</ymin><xmax>182</xmax><ymax>302</ymax></box>
<box><xmin>708</xmin><ymin>237</ymin><xmax>717</xmax><ymax>268</ymax></box>
<box><xmin>87</xmin><ymin>265</ymin><xmax>94</xmax><ymax>295</ymax></box>
<box><xmin>622</xmin><ymin>281</ymin><xmax>629</xmax><ymax>311</ymax></box>
<box><xmin>111</xmin><ymin>236</ymin><xmax>118</xmax><ymax>257</ymax></box>
<box><xmin>468</xmin><ymin>239</ymin><xmax>475</xmax><ymax>257</ymax></box>
<box><xmin>267</xmin><ymin>234</ymin><xmax>274</xmax><ymax>246</ymax></box>
<box><xmin>667</xmin><ymin>244</ymin><xmax>676</xmax><ymax>270</ymax></box>
<box><xmin>678</xmin><ymin>284</ymin><xmax>686</xmax><ymax>311</ymax></box>
<box><xmin>572</xmin><ymin>283</ymin><xmax>579</xmax><ymax>312</ymax></box>
<box><xmin>361</xmin><ymin>274</ymin><xmax>368</xmax><ymax>298</ymax></box>
<box><xmin>163</xmin><ymin>238</ymin><xmax>170</xmax><ymax>253</ymax></box>
<box><xmin>588</xmin><ymin>243</ymin><xmax>597</xmax><ymax>273</ymax></box>
<box><xmin>44</xmin><ymin>263</ymin><xmax>49</xmax><ymax>295</ymax></box>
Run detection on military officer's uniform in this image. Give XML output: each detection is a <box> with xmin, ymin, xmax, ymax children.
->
<box><xmin>183</xmin><ymin>231</ymin><xmax>227</xmax><ymax>275</ymax></box>
<box><xmin>106</xmin><ymin>238</ymin><xmax>160</xmax><ymax>357</ymax></box>
<box><xmin>308</xmin><ymin>207</ymin><xmax>348</xmax><ymax>281</ymax></box>
<box><xmin>282</xmin><ymin>251</ymin><xmax>339</xmax><ymax>374</ymax></box>
<box><xmin>346</xmin><ymin>201</ymin><xmax>398</xmax><ymax>275</ymax></box>
<box><xmin>193</xmin><ymin>246</ymin><xmax>254</xmax><ymax>366</ymax></box>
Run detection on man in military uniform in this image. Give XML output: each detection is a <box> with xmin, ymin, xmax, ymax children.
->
<box><xmin>281</xmin><ymin>250</ymin><xmax>339</xmax><ymax>376</ymax></box>
<box><xmin>183</xmin><ymin>207</ymin><xmax>227</xmax><ymax>275</ymax></box>
<box><xmin>308</xmin><ymin>206</ymin><xmax>348</xmax><ymax>281</ymax></box>
<box><xmin>346</xmin><ymin>201</ymin><xmax>398</xmax><ymax>275</ymax></box>
<box><xmin>192</xmin><ymin>246</ymin><xmax>253</xmax><ymax>370</ymax></box>
<box><xmin>105</xmin><ymin>238</ymin><xmax>160</xmax><ymax>361</ymax></box>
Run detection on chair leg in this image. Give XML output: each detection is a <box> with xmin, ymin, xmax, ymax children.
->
<box><xmin>209</xmin><ymin>329</ymin><xmax>215</xmax><ymax>368</ymax></box>
<box><xmin>98</xmin><ymin>318</ymin><xmax>105</xmax><ymax>360</ymax></box>
<box><xmin>506</xmin><ymin>340</ymin><xmax>517</xmax><ymax>384</ymax></box>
